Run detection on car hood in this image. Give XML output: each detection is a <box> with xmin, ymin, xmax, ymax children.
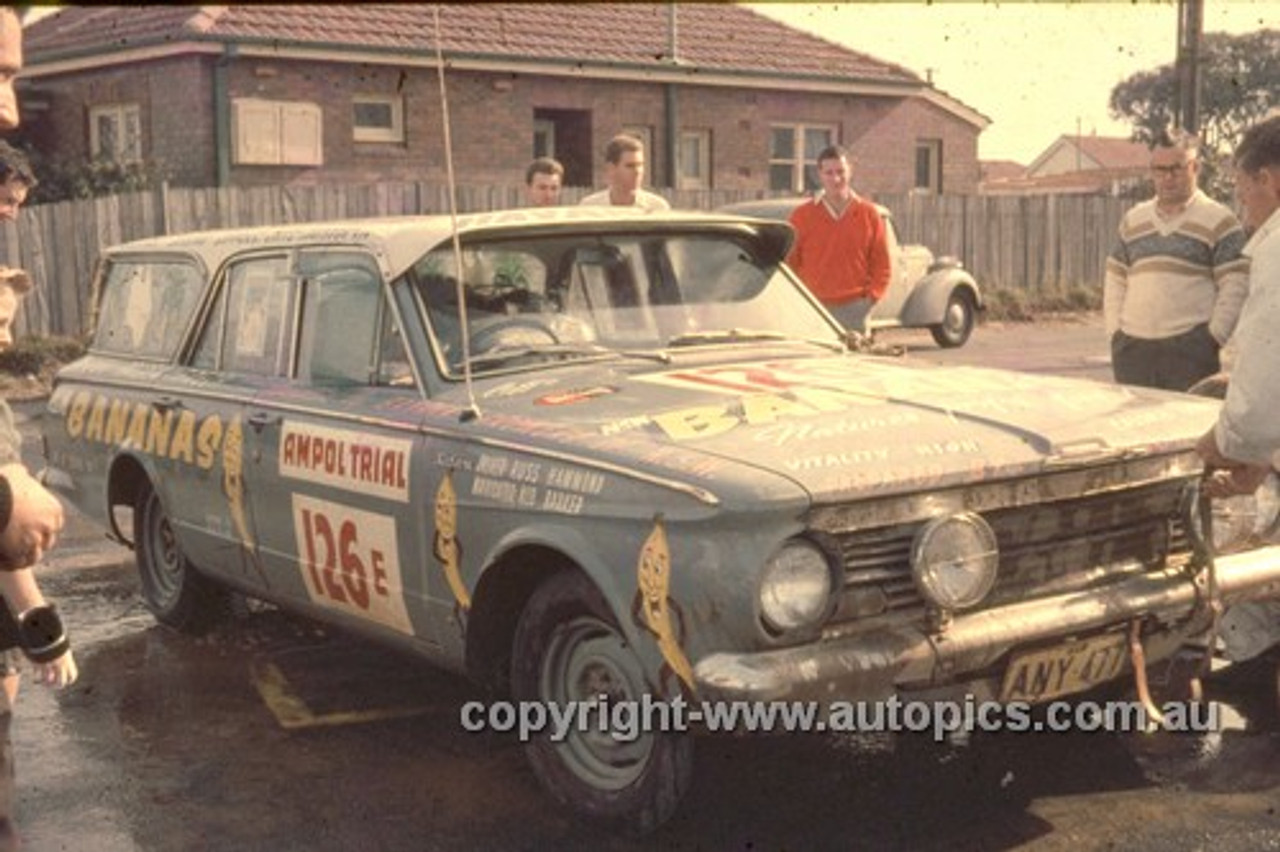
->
<box><xmin>461</xmin><ymin>352</ymin><xmax>1216</xmax><ymax>502</ymax></box>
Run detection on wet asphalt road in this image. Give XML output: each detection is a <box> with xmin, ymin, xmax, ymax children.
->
<box><xmin>15</xmin><ymin>315</ymin><xmax>1280</xmax><ymax>851</ymax></box>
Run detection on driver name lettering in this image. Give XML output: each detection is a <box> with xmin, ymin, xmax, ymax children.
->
<box><xmin>470</xmin><ymin>454</ymin><xmax>605</xmax><ymax>515</ymax></box>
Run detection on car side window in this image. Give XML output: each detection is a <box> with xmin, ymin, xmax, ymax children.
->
<box><xmin>190</xmin><ymin>255</ymin><xmax>293</xmax><ymax>375</ymax></box>
<box><xmin>93</xmin><ymin>259</ymin><xmax>204</xmax><ymax>359</ymax></box>
<box><xmin>295</xmin><ymin>253</ymin><xmax>411</xmax><ymax>388</ymax></box>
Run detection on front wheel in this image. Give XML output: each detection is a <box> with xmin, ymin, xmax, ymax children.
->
<box><xmin>511</xmin><ymin>570</ymin><xmax>693</xmax><ymax>833</ymax></box>
<box><xmin>134</xmin><ymin>485</ymin><xmax>229</xmax><ymax>634</ymax></box>
<box><xmin>930</xmin><ymin>289</ymin><xmax>976</xmax><ymax>348</ymax></box>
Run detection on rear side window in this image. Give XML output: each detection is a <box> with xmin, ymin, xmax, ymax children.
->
<box><xmin>191</xmin><ymin>256</ymin><xmax>294</xmax><ymax>375</ymax></box>
<box><xmin>93</xmin><ymin>259</ymin><xmax>204</xmax><ymax>359</ymax></box>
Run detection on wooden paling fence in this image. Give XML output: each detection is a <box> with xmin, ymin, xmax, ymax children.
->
<box><xmin>0</xmin><ymin>181</ymin><xmax>1127</xmax><ymax>339</ymax></box>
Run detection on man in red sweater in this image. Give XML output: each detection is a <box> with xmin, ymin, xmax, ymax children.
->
<box><xmin>786</xmin><ymin>145</ymin><xmax>890</xmax><ymax>337</ymax></box>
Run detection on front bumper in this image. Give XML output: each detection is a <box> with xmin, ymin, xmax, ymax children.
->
<box><xmin>694</xmin><ymin>544</ymin><xmax>1280</xmax><ymax>704</ymax></box>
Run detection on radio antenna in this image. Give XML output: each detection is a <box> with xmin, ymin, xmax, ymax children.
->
<box><xmin>432</xmin><ymin>4</ymin><xmax>481</xmax><ymax>421</ymax></box>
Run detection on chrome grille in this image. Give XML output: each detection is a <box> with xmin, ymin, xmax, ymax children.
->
<box><xmin>827</xmin><ymin>478</ymin><xmax>1191</xmax><ymax>622</ymax></box>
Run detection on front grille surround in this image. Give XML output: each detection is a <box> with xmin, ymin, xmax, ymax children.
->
<box><xmin>807</xmin><ymin>457</ymin><xmax>1201</xmax><ymax>629</ymax></box>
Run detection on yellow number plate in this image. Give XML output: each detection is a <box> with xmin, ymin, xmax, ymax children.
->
<box><xmin>1000</xmin><ymin>632</ymin><xmax>1129</xmax><ymax>703</ymax></box>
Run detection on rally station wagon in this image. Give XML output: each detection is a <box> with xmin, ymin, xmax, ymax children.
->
<box><xmin>41</xmin><ymin>207</ymin><xmax>1280</xmax><ymax>831</ymax></box>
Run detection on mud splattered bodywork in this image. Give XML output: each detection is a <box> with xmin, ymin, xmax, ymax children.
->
<box><xmin>40</xmin><ymin>208</ymin><xmax>1280</xmax><ymax>831</ymax></box>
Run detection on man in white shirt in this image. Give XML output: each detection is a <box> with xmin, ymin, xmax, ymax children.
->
<box><xmin>1197</xmin><ymin>115</ymin><xmax>1280</xmax><ymax>496</ymax></box>
<box><xmin>579</xmin><ymin>133</ymin><xmax>670</xmax><ymax>212</ymax></box>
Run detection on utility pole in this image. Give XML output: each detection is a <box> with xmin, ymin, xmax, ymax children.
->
<box><xmin>1175</xmin><ymin>0</ymin><xmax>1203</xmax><ymax>134</ymax></box>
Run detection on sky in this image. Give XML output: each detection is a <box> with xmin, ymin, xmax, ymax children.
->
<box><xmin>749</xmin><ymin>1</ymin><xmax>1279</xmax><ymax>164</ymax></box>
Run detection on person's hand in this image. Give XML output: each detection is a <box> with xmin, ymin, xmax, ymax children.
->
<box><xmin>1203</xmin><ymin>463</ymin><xmax>1272</xmax><ymax>499</ymax></box>
<box><xmin>1196</xmin><ymin>428</ymin><xmax>1232</xmax><ymax>468</ymax></box>
<box><xmin>0</xmin><ymin>463</ymin><xmax>64</xmax><ymax>568</ymax></box>
<box><xmin>32</xmin><ymin>648</ymin><xmax>77</xmax><ymax>688</ymax></box>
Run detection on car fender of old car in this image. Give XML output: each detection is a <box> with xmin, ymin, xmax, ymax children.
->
<box><xmin>715</xmin><ymin>197</ymin><xmax>983</xmax><ymax>348</ymax></box>
<box><xmin>897</xmin><ymin>253</ymin><xmax>983</xmax><ymax>347</ymax></box>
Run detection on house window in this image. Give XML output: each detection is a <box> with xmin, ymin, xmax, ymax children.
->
<box><xmin>89</xmin><ymin>103</ymin><xmax>141</xmax><ymax>164</ymax></box>
<box><xmin>232</xmin><ymin>98</ymin><xmax>323</xmax><ymax>166</ymax></box>
<box><xmin>769</xmin><ymin>124</ymin><xmax>835</xmax><ymax>192</ymax></box>
<box><xmin>353</xmin><ymin>95</ymin><xmax>404</xmax><ymax>143</ymax></box>
<box><xmin>677</xmin><ymin>129</ymin><xmax>711</xmax><ymax>190</ymax></box>
<box><xmin>915</xmin><ymin>139</ymin><xmax>943</xmax><ymax>194</ymax></box>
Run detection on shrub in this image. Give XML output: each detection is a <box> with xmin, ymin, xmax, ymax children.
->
<box><xmin>0</xmin><ymin>335</ymin><xmax>86</xmax><ymax>375</ymax></box>
<box><xmin>982</xmin><ymin>284</ymin><xmax>1102</xmax><ymax>322</ymax></box>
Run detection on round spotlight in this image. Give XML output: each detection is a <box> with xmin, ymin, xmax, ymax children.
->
<box><xmin>911</xmin><ymin>513</ymin><xmax>999</xmax><ymax>610</ymax></box>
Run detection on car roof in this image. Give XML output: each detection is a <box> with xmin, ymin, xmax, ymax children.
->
<box><xmin>105</xmin><ymin>206</ymin><xmax>795</xmax><ymax>280</ymax></box>
<box><xmin>718</xmin><ymin>197</ymin><xmax>891</xmax><ymax>222</ymax></box>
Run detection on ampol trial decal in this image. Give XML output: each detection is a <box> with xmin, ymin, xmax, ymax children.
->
<box><xmin>279</xmin><ymin>422</ymin><xmax>411</xmax><ymax>503</ymax></box>
<box><xmin>292</xmin><ymin>493</ymin><xmax>413</xmax><ymax>635</ymax></box>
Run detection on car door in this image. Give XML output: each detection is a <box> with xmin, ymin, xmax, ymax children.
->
<box><xmin>237</xmin><ymin>249</ymin><xmax>435</xmax><ymax>647</ymax></box>
<box><xmin>158</xmin><ymin>252</ymin><xmax>297</xmax><ymax>581</ymax></box>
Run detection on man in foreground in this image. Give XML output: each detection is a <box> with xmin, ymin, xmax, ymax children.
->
<box><xmin>1196</xmin><ymin>116</ymin><xmax>1280</xmax><ymax>496</ymax></box>
<box><xmin>0</xmin><ymin>10</ymin><xmax>77</xmax><ymax>850</ymax></box>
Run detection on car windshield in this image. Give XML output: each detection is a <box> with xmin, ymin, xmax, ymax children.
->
<box><xmin>408</xmin><ymin>230</ymin><xmax>841</xmax><ymax>375</ymax></box>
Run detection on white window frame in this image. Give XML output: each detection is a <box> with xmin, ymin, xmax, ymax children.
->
<box><xmin>915</xmin><ymin>138</ymin><xmax>943</xmax><ymax>194</ymax></box>
<box><xmin>89</xmin><ymin>103</ymin><xmax>142</xmax><ymax>165</ymax></box>
<box><xmin>677</xmin><ymin>129</ymin><xmax>711</xmax><ymax>190</ymax></box>
<box><xmin>533</xmin><ymin>118</ymin><xmax>556</xmax><ymax>159</ymax></box>
<box><xmin>769</xmin><ymin>124</ymin><xmax>836</xmax><ymax>193</ymax></box>
<box><xmin>353</xmin><ymin>94</ymin><xmax>404</xmax><ymax>143</ymax></box>
<box><xmin>232</xmin><ymin>98</ymin><xmax>323</xmax><ymax>166</ymax></box>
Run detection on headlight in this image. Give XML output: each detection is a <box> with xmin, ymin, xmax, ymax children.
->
<box><xmin>759</xmin><ymin>540</ymin><xmax>834</xmax><ymax>634</ymax></box>
<box><xmin>1211</xmin><ymin>472</ymin><xmax>1280</xmax><ymax>553</ymax></box>
<box><xmin>911</xmin><ymin>513</ymin><xmax>999</xmax><ymax>610</ymax></box>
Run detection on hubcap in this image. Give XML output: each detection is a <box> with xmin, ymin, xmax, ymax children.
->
<box><xmin>541</xmin><ymin>615</ymin><xmax>654</xmax><ymax>790</ymax></box>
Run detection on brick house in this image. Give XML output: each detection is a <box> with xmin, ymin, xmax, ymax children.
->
<box><xmin>18</xmin><ymin>4</ymin><xmax>989</xmax><ymax>196</ymax></box>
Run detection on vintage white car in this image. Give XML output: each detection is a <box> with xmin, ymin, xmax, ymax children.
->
<box><xmin>719</xmin><ymin>197</ymin><xmax>983</xmax><ymax>347</ymax></box>
<box><xmin>40</xmin><ymin>206</ymin><xmax>1280</xmax><ymax>832</ymax></box>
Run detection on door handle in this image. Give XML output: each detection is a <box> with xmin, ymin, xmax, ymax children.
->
<box><xmin>246</xmin><ymin>412</ymin><xmax>279</xmax><ymax>431</ymax></box>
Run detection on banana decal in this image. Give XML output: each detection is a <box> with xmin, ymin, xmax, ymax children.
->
<box><xmin>433</xmin><ymin>473</ymin><xmax>471</xmax><ymax>612</ymax></box>
<box><xmin>222</xmin><ymin>415</ymin><xmax>254</xmax><ymax>551</ymax></box>
<box><xmin>633</xmin><ymin>517</ymin><xmax>694</xmax><ymax>696</ymax></box>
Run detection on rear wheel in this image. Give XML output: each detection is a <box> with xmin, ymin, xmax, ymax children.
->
<box><xmin>511</xmin><ymin>570</ymin><xmax>693</xmax><ymax>833</ymax></box>
<box><xmin>930</xmin><ymin>289</ymin><xmax>976</xmax><ymax>348</ymax></box>
<box><xmin>134</xmin><ymin>485</ymin><xmax>230</xmax><ymax>633</ymax></box>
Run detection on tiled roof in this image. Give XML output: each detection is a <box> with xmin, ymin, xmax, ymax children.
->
<box><xmin>979</xmin><ymin>160</ymin><xmax>1026</xmax><ymax>182</ymax></box>
<box><xmin>1070</xmin><ymin>135</ymin><xmax>1151</xmax><ymax>170</ymax></box>
<box><xmin>23</xmin><ymin>3</ymin><xmax>924</xmax><ymax>86</ymax></box>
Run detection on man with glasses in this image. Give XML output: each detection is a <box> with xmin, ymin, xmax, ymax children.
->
<box><xmin>1104</xmin><ymin>129</ymin><xmax>1249</xmax><ymax>391</ymax></box>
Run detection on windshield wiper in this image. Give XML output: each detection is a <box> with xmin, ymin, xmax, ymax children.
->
<box><xmin>664</xmin><ymin>329</ymin><xmax>846</xmax><ymax>352</ymax></box>
<box><xmin>464</xmin><ymin>342</ymin><xmax>670</xmax><ymax>370</ymax></box>
<box><xmin>665</xmin><ymin>328</ymin><xmax>791</xmax><ymax>347</ymax></box>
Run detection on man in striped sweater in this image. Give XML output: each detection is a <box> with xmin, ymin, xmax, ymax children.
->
<box><xmin>1104</xmin><ymin>129</ymin><xmax>1250</xmax><ymax>392</ymax></box>
<box><xmin>1100</xmin><ymin>128</ymin><xmax>1249</xmax><ymax>391</ymax></box>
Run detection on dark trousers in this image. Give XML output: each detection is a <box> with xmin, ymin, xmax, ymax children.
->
<box><xmin>1111</xmin><ymin>323</ymin><xmax>1220</xmax><ymax>392</ymax></box>
<box><xmin>0</xmin><ymin>709</ymin><xmax>15</xmax><ymax>852</ymax></box>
